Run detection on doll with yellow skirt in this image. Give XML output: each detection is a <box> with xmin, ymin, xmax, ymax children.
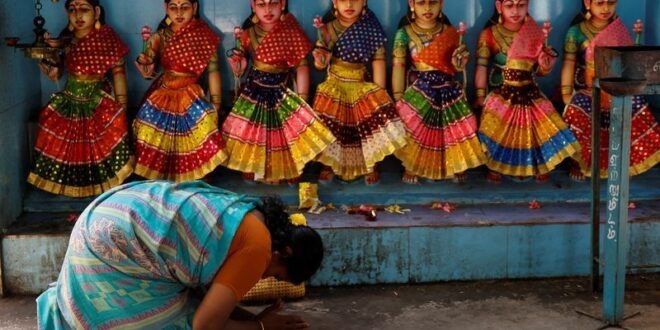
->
<box><xmin>561</xmin><ymin>1</ymin><xmax>660</xmax><ymax>181</ymax></box>
<box><xmin>312</xmin><ymin>0</ymin><xmax>407</xmax><ymax>185</ymax></box>
<box><xmin>475</xmin><ymin>0</ymin><xmax>580</xmax><ymax>183</ymax></box>
<box><xmin>134</xmin><ymin>0</ymin><xmax>226</xmax><ymax>182</ymax></box>
<box><xmin>28</xmin><ymin>0</ymin><xmax>134</xmax><ymax>197</ymax></box>
<box><xmin>223</xmin><ymin>0</ymin><xmax>336</xmax><ymax>185</ymax></box>
<box><xmin>392</xmin><ymin>0</ymin><xmax>486</xmax><ymax>184</ymax></box>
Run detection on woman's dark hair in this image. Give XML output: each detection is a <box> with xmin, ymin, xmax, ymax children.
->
<box><xmin>60</xmin><ymin>0</ymin><xmax>106</xmax><ymax>37</ymax></box>
<box><xmin>483</xmin><ymin>1</ymin><xmax>500</xmax><ymax>29</ymax></box>
<box><xmin>255</xmin><ymin>196</ymin><xmax>324</xmax><ymax>285</ymax></box>
<box><xmin>241</xmin><ymin>1</ymin><xmax>290</xmax><ymax>29</ymax></box>
<box><xmin>570</xmin><ymin>2</ymin><xmax>590</xmax><ymax>26</ymax></box>
<box><xmin>322</xmin><ymin>1</ymin><xmax>369</xmax><ymax>23</ymax></box>
<box><xmin>397</xmin><ymin>5</ymin><xmax>453</xmax><ymax>28</ymax></box>
<box><xmin>157</xmin><ymin>0</ymin><xmax>201</xmax><ymax>31</ymax></box>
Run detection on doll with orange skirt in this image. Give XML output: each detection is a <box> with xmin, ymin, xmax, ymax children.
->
<box><xmin>475</xmin><ymin>0</ymin><xmax>580</xmax><ymax>183</ymax></box>
<box><xmin>28</xmin><ymin>0</ymin><xmax>134</xmax><ymax>197</ymax></box>
<box><xmin>392</xmin><ymin>0</ymin><xmax>486</xmax><ymax>184</ymax></box>
<box><xmin>561</xmin><ymin>1</ymin><xmax>660</xmax><ymax>180</ymax></box>
<box><xmin>222</xmin><ymin>0</ymin><xmax>336</xmax><ymax>184</ymax></box>
<box><xmin>312</xmin><ymin>0</ymin><xmax>407</xmax><ymax>185</ymax></box>
<box><xmin>134</xmin><ymin>0</ymin><xmax>226</xmax><ymax>182</ymax></box>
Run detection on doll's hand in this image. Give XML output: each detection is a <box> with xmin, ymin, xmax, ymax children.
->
<box><xmin>473</xmin><ymin>96</ymin><xmax>486</xmax><ymax>110</ymax></box>
<box><xmin>228</xmin><ymin>51</ymin><xmax>247</xmax><ymax>78</ymax></box>
<box><xmin>562</xmin><ymin>93</ymin><xmax>573</xmax><ymax>106</ymax></box>
<box><xmin>312</xmin><ymin>47</ymin><xmax>330</xmax><ymax>70</ymax></box>
<box><xmin>451</xmin><ymin>44</ymin><xmax>470</xmax><ymax>72</ymax></box>
<box><xmin>39</xmin><ymin>61</ymin><xmax>60</xmax><ymax>81</ymax></box>
<box><xmin>633</xmin><ymin>19</ymin><xmax>644</xmax><ymax>35</ymax></box>
<box><xmin>537</xmin><ymin>47</ymin><xmax>557</xmax><ymax>72</ymax></box>
<box><xmin>135</xmin><ymin>54</ymin><xmax>156</xmax><ymax>79</ymax></box>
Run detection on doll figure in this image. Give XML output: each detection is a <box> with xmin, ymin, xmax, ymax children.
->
<box><xmin>134</xmin><ymin>0</ymin><xmax>225</xmax><ymax>182</ymax></box>
<box><xmin>222</xmin><ymin>0</ymin><xmax>336</xmax><ymax>184</ymax></box>
<box><xmin>475</xmin><ymin>0</ymin><xmax>579</xmax><ymax>183</ymax></box>
<box><xmin>392</xmin><ymin>0</ymin><xmax>486</xmax><ymax>184</ymax></box>
<box><xmin>27</xmin><ymin>0</ymin><xmax>134</xmax><ymax>197</ymax></box>
<box><xmin>312</xmin><ymin>0</ymin><xmax>407</xmax><ymax>185</ymax></box>
<box><xmin>561</xmin><ymin>0</ymin><xmax>660</xmax><ymax>180</ymax></box>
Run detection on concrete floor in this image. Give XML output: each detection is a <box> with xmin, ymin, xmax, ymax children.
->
<box><xmin>2</xmin><ymin>275</ymin><xmax>659</xmax><ymax>330</ymax></box>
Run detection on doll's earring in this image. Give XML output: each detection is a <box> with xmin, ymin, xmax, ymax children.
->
<box><xmin>280</xmin><ymin>7</ymin><xmax>286</xmax><ymax>21</ymax></box>
<box><xmin>410</xmin><ymin>8</ymin><xmax>415</xmax><ymax>20</ymax></box>
<box><xmin>498</xmin><ymin>14</ymin><xmax>502</xmax><ymax>24</ymax></box>
<box><xmin>95</xmin><ymin>20</ymin><xmax>101</xmax><ymax>30</ymax></box>
<box><xmin>362</xmin><ymin>8</ymin><xmax>366</xmax><ymax>16</ymax></box>
<box><xmin>165</xmin><ymin>17</ymin><xmax>172</xmax><ymax>25</ymax></box>
<box><xmin>439</xmin><ymin>12</ymin><xmax>443</xmax><ymax>20</ymax></box>
<box><xmin>68</xmin><ymin>22</ymin><xmax>74</xmax><ymax>31</ymax></box>
<box><xmin>585</xmin><ymin>8</ymin><xmax>592</xmax><ymax>20</ymax></box>
<box><xmin>252</xmin><ymin>14</ymin><xmax>260</xmax><ymax>24</ymax></box>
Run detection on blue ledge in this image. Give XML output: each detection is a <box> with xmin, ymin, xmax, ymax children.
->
<box><xmin>22</xmin><ymin>160</ymin><xmax>660</xmax><ymax>213</ymax></box>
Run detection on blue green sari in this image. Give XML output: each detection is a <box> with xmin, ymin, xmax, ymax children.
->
<box><xmin>37</xmin><ymin>180</ymin><xmax>257</xmax><ymax>329</ymax></box>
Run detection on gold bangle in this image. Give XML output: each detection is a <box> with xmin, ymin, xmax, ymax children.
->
<box><xmin>210</xmin><ymin>95</ymin><xmax>221</xmax><ymax>104</ymax></box>
<box><xmin>115</xmin><ymin>94</ymin><xmax>128</xmax><ymax>103</ymax></box>
<box><xmin>475</xmin><ymin>89</ymin><xmax>486</xmax><ymax>97</ymax></box>
<box><xmin>561</xmin><ymin>85</ymin><xmax>573</xmax><ymax>95</ymax></box>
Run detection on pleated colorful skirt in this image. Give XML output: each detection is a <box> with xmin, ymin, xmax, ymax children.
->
<box><xmin>312</xmin><ymin>62</ymin><xmax>407</xmax><ymax>181</ymax></box>
<box><xmin>395</xmin><ymin>71</ymin><xmax>486</xmax><ymax>179</ymax></box>
<box><xmin>222</xmin><ymin>69</ymin><xmax>336</xmax><ymax>181</ymax></box>
<box><xmin>133</xmin><ymin>73</ymin><xmax>226</xmax><ymax>181</ymax></box>
<box><xmin>27</xmin><ymin>77</ymin><xmax>134</xmax><ymax>197</ymax></box>
<box><xmin>478</xmin><ymin>69</ymin><xmax>580</xmax><ymax>177</ymax></box>
<box><xmin>563</xmin><ymin>90</ymin><xmax>660</xmax><ymax>178</ymax></box>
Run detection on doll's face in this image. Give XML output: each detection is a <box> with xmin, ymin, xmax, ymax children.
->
<box><xmin>410</xmin><ymin>0</ymin><xmax>443</xmax><ymax>25</ymax></box>
<box><xmin>252</xmin><ymin>0</ymin><xmax>285</xmax><ymax>26</ymax></box>
<box><xmin>586</xmin><ymin>0</ymin><xmax>617</xmax><ymax>22</ymax></box>
<box><xmin>165</xmin><ymin>0</ymin><xmax>197</xmax><ymax>29</ymax></box>
<box><xmin>333</xmin><ymin>0</ymin><xmax>366</xmax><ymax>21</ymax></box>
<box><xmin>496</xmin><ymin>0</ymin><xmax>529</xmax><ymax>25</ymax></box>
<box><xmin>67</xmin><ymin>0</ymin><xmax>100</xmax><ymax>32</ymax></box>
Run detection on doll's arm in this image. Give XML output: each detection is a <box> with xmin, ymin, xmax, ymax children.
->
<box><xmin>560</xmin><ymin>34</ymin><xmax>578</xmax><ymax>105</ymax></box>
<box><xmin>474</xmin><ymin>34</ymin><xmax>491</xmax><ymax>108</ymax></box>
<box><xmin>372</xmin><ymin>47</ymin><xmax>387</xmax><ymax>89</ymax></box>
<box><xmin>295</xmin><ymin>59</ymin><xmax>310</xmax><ymax>102</ymax></box>
<box><xmin>208</xmin><ymin>53</ymin><xmax>223</xmax><ymax>116</ymax></box>
<box><xmin>391</xmin><ymin>32</ymin><xmax>408</xmax><ymax>101</ymax></box>
<box><xmin>112</xmin><ymin>58</ymin><xmax>128</xmax><ymax>108</ymax></box>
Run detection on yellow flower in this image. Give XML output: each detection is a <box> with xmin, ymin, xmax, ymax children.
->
<box><xmin>289</xmin><ymin>213</ymin><xmax>307</xmax><ymax>227</ymax></box>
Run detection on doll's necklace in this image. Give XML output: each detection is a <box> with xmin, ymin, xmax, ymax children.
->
<box><xmin>410</xmin><ymin>22</ymin><xmax>443</xmax><ymax>40</ymax></box>
<box><xmin>493</xmin><ymin>23</ymin><xmax>516</xmax><ymax>54</ymax></box>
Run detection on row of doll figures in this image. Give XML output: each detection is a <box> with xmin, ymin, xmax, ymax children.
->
<box><xmin>26</xmin><ymin>0</ymin><xmax>660</xmax><ymax>197</ymax></box>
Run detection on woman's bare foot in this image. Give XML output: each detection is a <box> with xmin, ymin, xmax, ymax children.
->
<box><xmin>318</xmin><ymin>167</ymin><xmax>334</xmax><ymax>185</ymax></box>
<box><xmin>452</xmin><ymin>172</ymin><xmax>467</xmax><ymax>183</ymax></box>
<box><xmin>402</xmin><ymin>171</ymin><xmax>418</xmax><ymax>185</ymax></box>
<box><xmin>486</xmin><ymin>171</ymin><xmax>502</xmax><ymax>183</ymax></box>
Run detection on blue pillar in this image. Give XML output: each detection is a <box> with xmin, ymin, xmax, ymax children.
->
<box><xmin>602</xmin><ymin>95</ymin><xmax>633</xmax><ymax>325</ymax></box>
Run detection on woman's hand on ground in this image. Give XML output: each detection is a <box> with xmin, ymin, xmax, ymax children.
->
<box><xmin>257</xmin><ymin>300</ymin><xmax>309</xmax><ymax>330</ymax></box>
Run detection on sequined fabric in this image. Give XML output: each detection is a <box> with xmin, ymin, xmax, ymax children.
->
<box><xmin>28</xmin><ymin>77</ymin><xmax>134</xmax><ymax>197</ymax></box>
<box><xmin>134</xmin><ymin>73</ymin><xmax>226</xmax><ymax>182</ymax></box>
<box><xmin>478</xmin><ymin>20</ymin><xmax>580</xmax><ymax>177</ymax></box>
<box><xmin>255</xmin><ymin>14</ymin><xmax>311</xmax><ymax>67</ymax></box>
<box><xmin>333</xmin><ymin>10</ymin><xmax>388</xmax><ymax>64</ymax></box>
<box><xmin>161</xmin><ymin>19</ymin><xmax>221</xmax><ymax>76</ymax></box>
<box><xmin>65</xmin><ymin>26</ymin><xmax>128</xmax><ymax>75</ymax></box>
<box><xmin>222</xmin><ymin>69</ymin><xmax>335</xmax><ymax>181</ymax></box>
<box><xmin>564</xmin><ymin>92</ymin><xmax>660</xmax><ymax>177</ymax></box>
<box><xmin>416</xmin><ymin>26</ymin><xmax>459</xmax><ymax>75</ymax></box>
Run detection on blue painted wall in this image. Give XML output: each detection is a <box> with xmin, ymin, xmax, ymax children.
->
<box><xmin>35</xmin><ymin>0</ymin><xmax>655</xmax><ymax>106</ymax></box>
<box><xmin>0</xmin><ymin>2</ymin><xmax>43</xmax><ymax>228</ymax></box>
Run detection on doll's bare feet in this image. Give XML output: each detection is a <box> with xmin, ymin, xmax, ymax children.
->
<box><xmin>486</xmin><ymin>171</ymin><xmax>502</xmax><ymax>183</ymax></box>
<box><xmin>535</xmin><ymin>174</ymin><xmax>550</xmax><ymax>183</ymax></box>
<box><xmin>287</xmin><ymin>177</ymin><xmax>300</xmax><ymax>187</ymax></box>
<box><xmin>402</xmin><ymin>171</ymin><xmax>418</xmax><ymax>185</ymax></box>
<box><xmin>319</xmin><ymin>167</ymin><xmax>334</xmax><ymax>185</ymax></box>
<box><xmin>365</xmin><ymin>170</ymin><xmax>380</xmax><ymax>185</ymax></box>
<box><xmin>452</xmin><ymin>172</ymin><xmax>467</xmax><ymax>183</ymax></box>
<box><xmin>242</xmin><ymin>172</ymin><xmax>256</xmax><ymax>184</ymax></box>
<box><xmin>569</xmin><ymin>166</ymin><xmax>586</xmax><ymax>182</ymax></box>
